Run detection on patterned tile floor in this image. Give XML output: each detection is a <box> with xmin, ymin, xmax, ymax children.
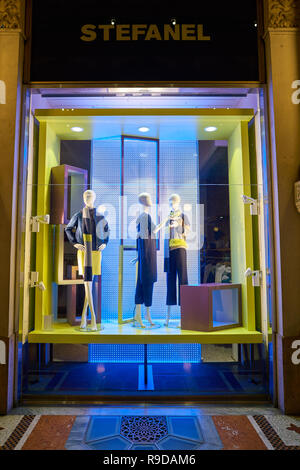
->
<box><xmin>1</xmin><ymin>407</ymin><xmax>300</xmax><ymax>450</ymax></box>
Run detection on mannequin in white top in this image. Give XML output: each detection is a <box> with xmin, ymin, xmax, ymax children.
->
<box><xmin>164</xmin><ymin>194</ymin><xmax>190</xmax><ymax>327</ymax></box>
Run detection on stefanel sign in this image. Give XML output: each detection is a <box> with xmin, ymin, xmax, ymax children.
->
<box><xmin>27</xmin><ymin>0</ymin><xmax>262</xmax><ymax>83</ymax></box>
<box><xmin>80</xmin><ymin>24</ymin><xmax>212</xmax><ymax>42</ymax></box>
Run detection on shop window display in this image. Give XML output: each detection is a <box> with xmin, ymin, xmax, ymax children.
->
<box><xmin>19</xmin><ymin>88</ymin><xmax>272</xmax><ymax>398</ymax></box>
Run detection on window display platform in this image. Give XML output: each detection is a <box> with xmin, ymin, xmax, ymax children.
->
<box><xmin>28</xmin><ymin>322</ymin><xmax>263</xmax><ymax>345</ymax></box>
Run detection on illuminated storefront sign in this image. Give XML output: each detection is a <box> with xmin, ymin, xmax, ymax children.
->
<box><xmin>27</xmin><ymin>0</ymin><xmax>262</xmax><ymax>82</ymax></box>
<box><xmin>80</xmin><ymin>24</ymin><xmax>211</xmax><ymax>42</ymax></box>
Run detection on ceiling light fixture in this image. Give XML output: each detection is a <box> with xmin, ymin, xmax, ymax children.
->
<box><xmin>71</xmin><ymin>127</ymin><xmax>84</xmax><ymax>133</ymax></box>
<box><xmin>204</xmin><ymin>126</ymin><xmax>217</xmax><ymax>132</ymax></box>
<box><xmin>138</xmin><ymin>127</ymin><xmax>150</xmax><ymax>133</ymax></box>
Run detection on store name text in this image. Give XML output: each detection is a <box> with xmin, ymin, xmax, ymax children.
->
<box><xmin>81</xmin><ymin>24</ymin><xmax>211</xmax><ymax>42</ymax></box>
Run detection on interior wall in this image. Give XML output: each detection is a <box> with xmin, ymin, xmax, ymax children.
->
<box><xmin>158</xmin><ymin>140</ymin><xmax>200</xmax><ymax>318</ymax></box>
<box><xmin>199</xmin><ymin>142</ymin><xmax>231</xmax><ymax>284</ymax></box>
<box><xmin>92</xmin><ymin>137</ymin><xmax>122</xmax><ymax>321</ymax></box>
<box><xmin>60</xmin><ymin>140</ymin><xmax>91</xmax><ymax>185</ymax></box>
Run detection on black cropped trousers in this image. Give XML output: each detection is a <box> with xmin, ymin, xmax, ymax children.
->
<box><xmin>166</xmin><ymin>248</ymin><xmax>188</xmax><ymax>306</ymax></box>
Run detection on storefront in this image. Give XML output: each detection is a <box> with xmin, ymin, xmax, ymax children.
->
<box><xmin>1</xmin><ymin>0</ymin><xmax>300</xmax><ymax>412</ymax></box>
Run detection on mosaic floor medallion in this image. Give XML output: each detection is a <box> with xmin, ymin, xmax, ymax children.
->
<box><xmin>120</xmin><ymin>416</ymin><xmax>168</xmax><ymax>443</ymax></box>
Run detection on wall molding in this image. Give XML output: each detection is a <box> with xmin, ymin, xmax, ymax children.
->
<box><xmin>265</xmin><ymin>0</ymin><xmax>300</xmax><ymax>29</ymax></box>
<box><xmin>0</xmin><ymin>0</ymin><xmax>25</xmax><ymax>31</ymax></box>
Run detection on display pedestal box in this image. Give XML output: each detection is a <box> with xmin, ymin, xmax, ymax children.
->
<box><xmin>181</xmin><ymin>284</ymin><xmax>242</xmax><ymax>332</ymax></box>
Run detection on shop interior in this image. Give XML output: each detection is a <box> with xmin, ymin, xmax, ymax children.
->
<box><xmin>19</xmin><ymin>87</ymin><xmax>273</xmax><ymax>399</ymax></box>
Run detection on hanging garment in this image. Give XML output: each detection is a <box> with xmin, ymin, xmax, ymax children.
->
<box><xmin>215</xmin><ymin>263</ymin><xmax>226</xmax><ymax>283</ymax></box>
<box><xmin>203</xmin><ymin>263</ymin><xmax>216</xmax><ymax>283</ymax></box>
<box><xmin>65</xmin><ymin>207</ymin><xmax>109</xmax><ymax>282</ymax></box>
<box><xmin>221</xmin><ymin>266</ymin><xmax>232</xmax><ymax>283</ymax></box>
<box><xmin>135</xmin><ymin>212</ymin><xmax>157</xmax><ymax>307</ymax></box>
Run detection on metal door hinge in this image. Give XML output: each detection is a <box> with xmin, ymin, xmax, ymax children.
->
<box><xmin>29</xmin><ymin>272</ymin><xmax>46</xmax><ymax>290</ymax></box>
<box><xmin>30</xmin><ymin>214</ymin><xmax>50</xmax><ymax>232</ymax></box>
<box><xmin>241</xmin><ymin>195</ymin><xmax>259</xmax><ymax>215</ymax></box>
<box><xmin>244</xmin><ymin>268</ymin><xmax>262</xmax><ymax>287</ymax></box>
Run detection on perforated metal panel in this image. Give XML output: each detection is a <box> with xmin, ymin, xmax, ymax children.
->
<box><xmin>89</xmin><ymin>344</ymin><xmax>202</xmax><ymax>363</ymax></box>
<box><xmin>91</xmin><ymin>137</ymin><xmax>200</xmax><ymax>323</ymax></box>
<box><xmin>92</xmin><ymin>137</ymin><xmax>121</xmax><ymax>322</ymax></box>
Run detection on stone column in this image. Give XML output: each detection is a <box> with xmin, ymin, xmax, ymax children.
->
<box><xmin>264</xmin><ymin>0</ymin><xmax>300</xmax><ymax>414</ymax></box>
<box><xmin>0</xmin><ymin>0</ymin><xmax>25</xmax><ymax>414</ymax></box>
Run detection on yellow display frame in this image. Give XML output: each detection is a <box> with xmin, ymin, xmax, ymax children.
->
<box><xmin>28</xmin><ymin>322</ymin><xmax>263</xmax><ymax>345</ymax></box>
<box><xmin>26</xmin><ymin>107</ymin><xmax>269</xmax><ymax>345</ymax></box>
<box><xmin>118</xmin><ymin>245</ymin><xmax>138</xmax><ymax>325</ymax></box>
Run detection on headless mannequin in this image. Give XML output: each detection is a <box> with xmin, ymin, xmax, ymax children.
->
<box><xmin>74</xmin><ymin>190</ymin><xmax>106</xmax><ymax>331</ymax></box>
<box><xmin>131</xmin><ymin>194</ymin><xmax>168</xmax><ymax>328</ymax></box>
<box><xmin>165</xmin><ymin>194</ymin><xmax>190</xmax><ymax>327</ymax></box>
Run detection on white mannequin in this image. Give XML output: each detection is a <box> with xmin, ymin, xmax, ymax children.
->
<box><xmin>74</xmin><ymin>190</ymin><xmax>106</xmax><ymax>331</ymax></box>
<box><xmin>131</xmin><ymin>193</ymin><xmax>168</xmax><ymax>328</ymax></box>
<box><xmin>165</xmin><ymin>193</ymin><xmax>190</xmax><ymax>327</ymax></box>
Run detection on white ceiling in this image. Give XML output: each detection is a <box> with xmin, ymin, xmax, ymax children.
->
<box><xmin>31</xmin><ymin>87</ymin><xmax>259</xmax><ymax>112</ymax></box>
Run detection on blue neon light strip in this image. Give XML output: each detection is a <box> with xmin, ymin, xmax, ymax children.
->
<box><xmin>89</xmin><ymin>344</ymin><xmax>202</xmax><ymax>364</ymax></box>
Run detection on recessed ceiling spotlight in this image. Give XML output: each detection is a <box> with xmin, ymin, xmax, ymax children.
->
<box><xmin>138</xmin><ymin>127</ymin><xmax>150</xmax><ymax>132</ymax></box>
<box><xmin>71</xmin><ymin>127</ymin><xmax>84</xmax><ymax>133</ymax></box>
<box><xmin>204</xmin><ymin>126</ymin><xmax>217</xmax><ymax>132</ymax></box>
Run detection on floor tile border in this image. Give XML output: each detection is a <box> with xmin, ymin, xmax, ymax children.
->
<box><xmin>253</xmin><ymin>415</ymin><xmax>300</xmax><ymax>450</ymax></box>
<box><xmin>1</xmin><ymin>416</ymin><xmax>36</xmax><ymax>450</ymax></box>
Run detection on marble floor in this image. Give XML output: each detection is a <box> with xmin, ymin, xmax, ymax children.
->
<box><xmin>1</xmin><ymin>407</ymin><xmax>300</xmax><ymax>450</ymax></box>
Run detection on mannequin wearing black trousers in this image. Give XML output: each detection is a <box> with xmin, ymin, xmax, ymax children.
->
<box><xmin>164</xmin><ymin>194</ymin><xmax>190</xmax><ymax>327</ymax></box>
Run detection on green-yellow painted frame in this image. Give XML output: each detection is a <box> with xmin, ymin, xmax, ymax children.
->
<box><xmin>28</xmin><ymin>108</ymin><xmax>268</xmax><ymax>344</ymax></box>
